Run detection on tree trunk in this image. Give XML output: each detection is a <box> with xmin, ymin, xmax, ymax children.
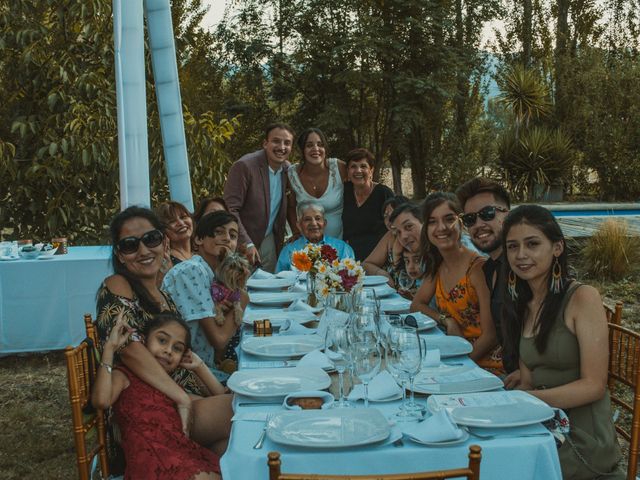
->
<box><xmin>522</xmin><ymin>0</ymin><xmax>532</xmax><ymax>67</ymax></box>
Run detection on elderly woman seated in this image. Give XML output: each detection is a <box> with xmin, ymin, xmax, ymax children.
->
<box><xmin>276</xmin><ymin>200</ymin><xmax>354</xmax><ymax>272</ymax></box>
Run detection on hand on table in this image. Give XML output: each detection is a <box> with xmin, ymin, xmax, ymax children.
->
<box><xmin>503</xmin><ymin>369</ymin><xmax>522</xmax><ymax>390</ymax></box>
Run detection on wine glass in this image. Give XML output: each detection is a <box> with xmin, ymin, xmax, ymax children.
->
<box><xmin>351</xmin><ymin>341</ymin><xmax>382</xmax><ymax>408</ymax></box>
<box><xmin>386</xmin><ymin>327</ymin><xmax>421</xmax><ymax>422</ymax></box>
<box><xmin>325</xmin><ymin>323</ymin><xmax>353</xmax><ymax>408</ymax></box>
<box><xmin>348</xmin><ymin>307</ymin><xmax>379</xmax><ymax>345</ymax></box>
<box><xmin>403</xmin><ymin>335</ymin><xmax>426</xmax><ymax>414</ymax></box>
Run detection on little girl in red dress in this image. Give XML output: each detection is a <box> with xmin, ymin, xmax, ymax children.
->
<box><xmin>93</xmin><ymin>312</ymin><xmax>225</xmax><ymax>480</ymax></box>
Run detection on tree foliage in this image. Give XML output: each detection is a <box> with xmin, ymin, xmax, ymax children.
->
<box><xmin>0</xmin><ymin>0</ymin><xmax>237</xmax><ymax>243</ymax></box>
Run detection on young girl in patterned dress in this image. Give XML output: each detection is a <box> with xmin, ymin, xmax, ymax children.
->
<box><xmin>410</xmin><ymin>192</ymin><xmax>502</xmax><ymax>372</ymax></box>
<box><xmin>93</xmin><ymin>312</ymin><xmax>224</xmax><ymax>480</ymax></box>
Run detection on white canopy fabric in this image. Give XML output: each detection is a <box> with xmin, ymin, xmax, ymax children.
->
<box><xmin>113</xmin><ymin>0</ymin><xmax>194</xmax><ymax>211</ymax></box>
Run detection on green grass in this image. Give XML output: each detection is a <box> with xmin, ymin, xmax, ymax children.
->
<box><xmin>0</xmin><ymin>353</ymin><xmax>77</xmax><ymax>479</ymax></box>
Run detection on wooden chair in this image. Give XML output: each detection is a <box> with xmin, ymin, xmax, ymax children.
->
<box><xmin>65</xmin><ymin>338</ymin><xmax>109</xmax><ymax>480</ymax></box>
<box><xmin>604</xmin><ymin>300</ymin><xmax>623</xmax><ymax>326</ymax></box>
<box><xmin>267</xmin><ymin>445</ymin><xmax>482</xmax><ymax>480</ymax></box>
<box><xmin>608</xmin><ymin>321</ymin><xmax>640</xmax><ymax>480</ymax></box>
<box><xmin>84</xmin><ymin>313</ymin><xmax>98</xmax><ymax>345</ymax></box>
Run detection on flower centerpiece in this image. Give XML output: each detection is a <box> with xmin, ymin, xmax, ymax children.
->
<box><xmin>291</xmin><ymin>243</ymin><xmax>338</xmax><ymax>306</ymax></box>
<box><xmin>316</xmin><ymin>258</ymin><xmax>365</xmax><ymax>312</ymax></box>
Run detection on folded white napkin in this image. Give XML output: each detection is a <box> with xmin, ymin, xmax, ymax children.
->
<box><xmin>348</xmin><ymin>370</ymin><xmax>402</xmax><ymax>401</ymax></box>
<box><xmin>423</xmin><ymin>349</ymin><xmax>441</xmax><ymax>367</ymax></box>
<box><xmin>275</xmin><ymin>270</ymin><xmax>299</xmax><ymax>280</ymax></box>
<box><xmin>286</xmin><ymin>299</ymin><xmax>316</xmax><ymax>312</ymax></box>
<box><xmin>252</xmin><ymin>268</ymin><xmax>275</xmax><ymax>279</ymax></box>
<box><xmin>279</xmin><ymin>319</ymin><xmax>316</xmax><ymax>336</ymax></box>
<box><xmin>289</xmin><ymin>283</ymin><xmax>307</xmax><ymax>293</ymax></box>
<box><xmin>297</xmin><ymin>349</ymin><xmax>334</xmax><ymax>369</ymax></box>
<box><xmin>401</xmin><ymin>410</ymin><xmax>464</xmax><ymax>443</ymax></box>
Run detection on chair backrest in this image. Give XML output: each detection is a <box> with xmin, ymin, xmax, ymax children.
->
<box><xmin>84</xmin><ymin>313</ymin><xmax>99</xmax><ymax>346</ymax></box>
<box><xmin>65</xmin><ymin>338</ymin><xmax>109</xmax><ymax>480</ymax></box>
<box><xmin>604</xmin><ymin>301</ymin><xmax>623</xmax><ymax>325</ymax></box>
<box><xmin>267</xmin><ymin>445</ymin><xmax>482</xmax><ymax>480</ymax></box>
<box><xmin>608</xmin><ymin>321</ymin><xmax>640</xmax><ymax>480</ymax></box>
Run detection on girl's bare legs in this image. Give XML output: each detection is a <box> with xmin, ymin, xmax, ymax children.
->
<box><xmin>191</xmin><ymin>393</ymin><xmax>233</xmax><ymax>456</ymax></box>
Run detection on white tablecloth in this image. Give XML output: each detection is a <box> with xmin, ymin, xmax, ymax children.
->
<box><xmin>220</xmin><ymin>293</ymin><xmax>562</xmax><ymax>480</ymax></box>
<box><xmin>0</xmin><ymin>246</ymin><xmax>112</xmax><ymax>353</ymax></box>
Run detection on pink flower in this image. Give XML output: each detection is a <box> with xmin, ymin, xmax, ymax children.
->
<box><xmin>338</xmin><ymin>269</ymin><xmax>359</xmax><ymax>292</ymax></box>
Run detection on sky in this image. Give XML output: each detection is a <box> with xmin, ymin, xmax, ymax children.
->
<box><xmin>201</xmin><ymin>0</ymin><xmax>229</xmax><ymax>31</ymax></box>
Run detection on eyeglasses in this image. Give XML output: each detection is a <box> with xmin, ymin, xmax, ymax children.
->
<box><xmin>460</xmin><ymin>206</ymin><xmax>508</xmax><ymax>228</ymax></box>
<box><xmin>116</xmin><ymin>229</ymin><xmax>164</xmax><ymax>254</ymax></box>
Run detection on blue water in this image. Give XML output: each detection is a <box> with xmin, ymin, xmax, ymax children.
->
<box><xmin>552</xmin><ymin>210</ymin><xmax>640</xmax><ymax>217</ymax></box>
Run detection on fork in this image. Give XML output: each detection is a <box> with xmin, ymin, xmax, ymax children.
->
<box><xmin>253</xmin><ymin>413</ymin><xmax>273</xmax><ymax>449</ymax></box>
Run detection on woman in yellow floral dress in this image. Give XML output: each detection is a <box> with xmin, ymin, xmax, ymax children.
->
<box><xmin>410</xmin><ymin>192</ymin><xmax>502</xmax><ymax>372</ymax></box>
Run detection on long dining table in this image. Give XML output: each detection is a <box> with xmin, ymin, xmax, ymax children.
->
<box><xmin>220</xmin><ymin>281</ymin><xmax>562</xmax><ymax>480</ymax></box>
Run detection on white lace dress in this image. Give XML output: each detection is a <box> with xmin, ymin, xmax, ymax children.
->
<box><xmin>287</xmin><ymin>157</ymin><xmax>344</xmax><ymax>238</ymax></box>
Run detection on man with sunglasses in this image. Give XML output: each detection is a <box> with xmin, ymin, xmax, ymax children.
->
<box><xmin>224</xmin><ymin>123</ymin><xmax>294</xmax><ymax>272</ymax></box>
<box><xmin>456</xmin><ymin>178</ymin><xmax>520</xmax><ymax>386</ymax></box>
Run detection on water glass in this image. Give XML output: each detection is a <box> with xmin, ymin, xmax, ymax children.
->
<box><xmin>386</xmin><ymin>345</ymin><xmax>413</xmax><ymax>421</ymax></box>
<box><xmin>351</xmin><ymin>341</ymin><xmax>382</xmax><ymax>408</ymax></box>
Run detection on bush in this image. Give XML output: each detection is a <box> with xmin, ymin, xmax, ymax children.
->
<box><xmin>582</xmin><ymin>220</ymin><xmax>640</xmax><ymax>280</ymax></box>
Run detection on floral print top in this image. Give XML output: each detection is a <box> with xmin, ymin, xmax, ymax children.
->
<box><xmin>434</xmin><ymin>256</ymin><xmax>502</xmax><ymax>371</ymax></box>
<box><xmin>95</xmin><ymin>283</ymin><xmax>205</xmax><ymax>395</ymax></box>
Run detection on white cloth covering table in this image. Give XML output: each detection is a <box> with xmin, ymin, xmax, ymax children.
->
<box><xmin>220</xmin><ymin>293</ymin><xmax>562</xmax><ymax>480</ymax></box>
<box><xmin>0</xmin><ymin>246</ymin><xmax>112</xmax><ymax>353</ymax></box>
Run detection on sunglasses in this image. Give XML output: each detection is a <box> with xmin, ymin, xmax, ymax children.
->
<box><xmin>117</xmin><ymin>229</ymin><xmax>164</xmax><ymax>254</ymax></box>
<box><xmin>460</xmin><ymin>206</ymin><xmax>508</xmax><ymax>228</ymax></box>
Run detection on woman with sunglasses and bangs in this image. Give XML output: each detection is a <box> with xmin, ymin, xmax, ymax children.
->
<box><xmin>410</xmin><ymin>192</ymin><xmax>502</xmax><ymax>372</ymax></box>
<box><xmin>96</xmin><ymin>207</ymin><xmax>232</xmax><ymax>473</ymax></box>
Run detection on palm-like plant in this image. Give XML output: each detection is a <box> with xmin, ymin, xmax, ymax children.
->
<box><xmin>498</xmin><ymin>126</ymin><xmax>574</xmax><ymax>200</ymax></box>
<box><xmin>498</xmin><ymin>65</ymin><xmax>551</xmax><ymax>133</ymax></box>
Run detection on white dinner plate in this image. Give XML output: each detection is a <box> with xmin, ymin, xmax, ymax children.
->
<box><xmin>227</xmin><ymin>367</ymin><xmax>331</xmax><ymax>398</ymax></box>
<box><xmin>249</xmin><ymin>292</ymin><xmax>306</xmax><ymax>306</ymax></box>
<box><xmin>404</xmin><ymin>429</ymin><xmax>470</xmax><ymax>447</ymax></box>
<box><xmin>247</xmin><ymin>278</ymin><xmax>296</xmax><ymax>290</ymax></box>
<box><xmin>267</xmin><ymin>408</ymin><xmax>390</xmax><ymax>448</ymax></box>
<box><xmin>379</xmin><ymin>298</ymin><xmax>411</xmax><ymax>314</ymax></box>
<box><xmin>368</xmin><ymin>284</ymin><xmax>396</xmax><ymax>298</ymax></box>
<box><xmin>427</xmin><ymin>391</ymin><xmax>555</xmax><ymax>428</ymax></box>
<box><xmin>425</xmin><ymin>336</ymin><xmax>473</xmax><ymax>358</ymax></box>
<box><xmin>242</xmin><ymin>310</ymin><xmax>317</xmax><ymax>326</ymax></box>
<box><xmin>401</xmin><ymin>312</ymin><xmax>437</xmax><ymax>331</ymax></box>
<box><xmin>241</xmin><ymin>334</ymin><xmax>324</xmax><ymax>358</ymax></box>
<box><xmin>363</xmin><ymin>275</ymin><xmax>389</xmax><ymax>286</ymax></box>
<box><xmin>411</xmin><ymin>366</ymin><xmax>503</xmax><ymax>395</ymax></box>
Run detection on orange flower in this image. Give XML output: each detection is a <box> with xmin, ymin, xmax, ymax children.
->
<box><xmin>292</xmin><ymin>251</ymin><xmax>312</xmax><ymax>271</ymax></box>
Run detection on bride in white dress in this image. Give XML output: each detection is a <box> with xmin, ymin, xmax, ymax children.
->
<box><xmin>287</xmin><ymin>128</ymin><xmax>347</xmax><ymax>239</ymax></box>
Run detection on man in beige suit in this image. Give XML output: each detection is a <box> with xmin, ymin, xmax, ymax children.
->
<box><xmin>223</xmin><ymin>123</ymin><xmax>294</xmax><ymax>272</ymax></box>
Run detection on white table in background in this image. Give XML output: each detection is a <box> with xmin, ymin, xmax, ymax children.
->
<box><xmin>0</xmin><ymin>246</ymin><xmax>112</xmax><ymax>354</ymax></box>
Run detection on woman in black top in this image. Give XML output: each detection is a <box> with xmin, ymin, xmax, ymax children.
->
<box><xmin>342</xmin><ymin>148</ymin><xmax>394</xmax><ymax>260</ymax></box>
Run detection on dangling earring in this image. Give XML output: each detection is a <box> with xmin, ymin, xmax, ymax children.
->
<box><xmin>508</xmin><ymin>270</ymin><xmax>518</xmax><ymax>300</ymax></box>
<box><xmin>550</xmin><ymin>257</ymin><xmax>563</xmax><ymax>294</ymax></box>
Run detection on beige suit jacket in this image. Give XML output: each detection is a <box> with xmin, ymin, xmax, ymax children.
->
<box><xmin>223</xmin><ymin>149</ymin><xmax>289</xmax><ymax>255</ymax></box>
